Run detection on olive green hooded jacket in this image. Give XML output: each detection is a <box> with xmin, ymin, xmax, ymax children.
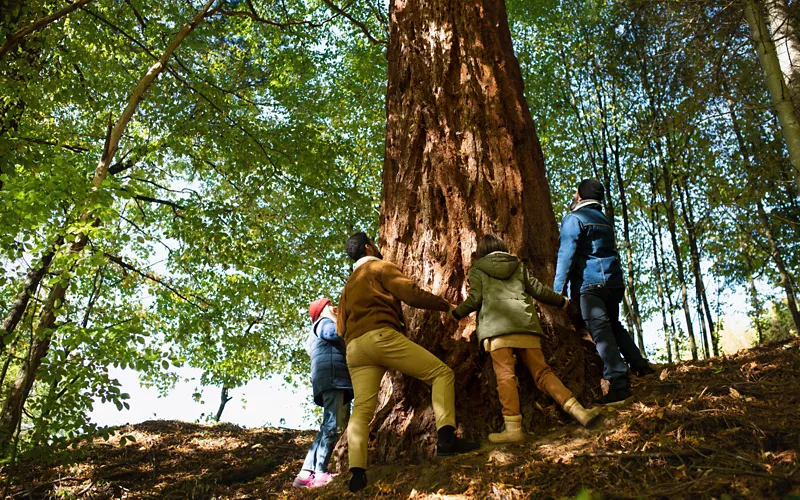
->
<box><xmin>452</xmin><ymin>252</ymin><xmax>566</xmax><ymax>343</ymax></box>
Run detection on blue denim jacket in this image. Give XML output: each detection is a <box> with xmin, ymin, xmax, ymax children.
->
<box><xmin>553</xmin><ymin>204</ymin><xmax>624</xmax><ymax>297</ymax></box>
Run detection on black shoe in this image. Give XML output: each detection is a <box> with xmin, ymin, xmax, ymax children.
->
<box><xmin>436</xmin><ymin>425</ymin><xmax>480</xmax><ymax>457</ymax></box>
<box><xmin>348</xmin><ymin>468</ymin><xmax>367</xmax><ymax>493</ymax></box>
<box><xmin>595</xmin><ymin>389</ymin><xmax>632</xmax><ymax>406</ymax></box>
<box><xmin>632</xmin><ymin>364</ymin><xmax>656</xmax><ymax>378</ymax></box>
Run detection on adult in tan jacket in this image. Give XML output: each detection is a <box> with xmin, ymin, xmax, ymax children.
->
<box><xmin>338</xmin><ymin>232</ymin><xmax>479</xmax><ymax>493</ymax></box>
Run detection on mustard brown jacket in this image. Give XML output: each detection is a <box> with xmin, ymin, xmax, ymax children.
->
<box><xmin>337</xmin><ymin>257</ymin><xmax>451</xmax><ymax>344</ymax></box>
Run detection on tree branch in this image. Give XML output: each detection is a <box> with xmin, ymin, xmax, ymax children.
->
<box><xmin>322</xmin><ymin>0</ymin><xmax>387</xmax><ymax>46</ymax></box>
<box><xmin>132</xmin><ymin>194</ymin><xmax>186</xmax><ymax>212</ymax></box>
<box><xmin>0</xmin><ymin>0</ymin><xmax>95</xmax><ymax>58</ymax></box>
<box><xmin>105</xmin><ymin>254</ymin><xmax>210</xmax><ymax>309</ymax></box>
<box><xmin>14</xmin><ymin>137</ymin><xmax>89</xmax><ymax>153</ymax></box>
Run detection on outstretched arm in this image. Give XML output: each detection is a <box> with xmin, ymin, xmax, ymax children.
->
<box><xmin>381</xmin><ymin>262</ymin><xmax>451</xmax><ymax>311</ymax></box>
<box><xmin>452</xmin><ymin>270</ymin><xmax>483</xmax><ymax>320</ymax></box>
<box><xmin>524</xmin><ymin>267</ymin><xmax>566</xmax><ymax>308</ymax></box>
<box><xmin>553</xmin><ymin>215</ymin><xmax>582</xmax><ymax>295</ymax></box>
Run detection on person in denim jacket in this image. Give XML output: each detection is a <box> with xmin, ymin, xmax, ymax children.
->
<box><xmin>554</xmin><ymin>179</ymin><xmax>654</xmax><ymax>405</ymax></box>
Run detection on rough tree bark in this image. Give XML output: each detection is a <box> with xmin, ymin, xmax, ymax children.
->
<box><xmin>0</xmin><ymin>0</ymin><xmax>216</xmax><ymax>454</ymax></box>
<box><xmin>363</xmin><ymin>0</ymin><xmax>602</xmax><ymax>465</ymax></box>
<box><xmin>744</xmin><ymin>0</ymin><xmax>800</xmax><ymax>191</ymax></box>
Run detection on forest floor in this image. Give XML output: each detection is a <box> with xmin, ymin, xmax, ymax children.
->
<box><xmin>2</xmin><ymin>338</ymin><xmax>800</xmax><ymax>499</ymax></box>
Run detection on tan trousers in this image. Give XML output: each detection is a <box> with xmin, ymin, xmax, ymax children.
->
<box><xmin>346</xmin><ymin>328</ymin><xmax>456</xmax><ymax>469</ymax></box>
<box><xmin>490</xmin><ymin>347</ymin><xmax>573</xmax><ymax>416</ymax></box>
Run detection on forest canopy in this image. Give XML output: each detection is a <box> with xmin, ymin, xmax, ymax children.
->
<box><xmin>1</xmin><ymin>0</ymin><xmax>799</xmax><ymax>457</ymax></box>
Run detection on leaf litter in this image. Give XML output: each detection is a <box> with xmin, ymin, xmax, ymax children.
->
<box><xmin>2</xmin><ymin>338</ymin><xmax>799</xmax><ymax>499</ymax></box>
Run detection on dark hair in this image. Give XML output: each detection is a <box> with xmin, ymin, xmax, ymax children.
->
<box><xmin>346</xmin><ymin>232</ymin><xmax>373</xmax><ymax>261</ymax></box>
<box><xmin>476</xmin><ymin>234</ymin><xmax>508</xmax><ymax>259</ymax></box>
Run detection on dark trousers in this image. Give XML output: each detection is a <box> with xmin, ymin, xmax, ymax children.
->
<box><xmin>301</xmin><ymin>390</ymin><xmax>347</xmax><ymax>474</ymax></box>
<box><xmin>580</xmin><ymin>287</ymin><xmax>647</xmax><ymax>392</ymax></box>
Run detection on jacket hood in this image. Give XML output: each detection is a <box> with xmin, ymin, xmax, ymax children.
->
<box><xmin>473</xmin><ymin>252</ymin><xmax>520</xmax><ymax>280</ymax></box>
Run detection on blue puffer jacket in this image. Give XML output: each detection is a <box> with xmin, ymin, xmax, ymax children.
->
<box><xmin>307</xmin><ymin>317</ymin><xmax>353</xmax><ymax>407</ymax></box>
<box><xmin>553</xmin><ymin>203</ymin><xmax>624</xmax><ymax>297</ymax></box>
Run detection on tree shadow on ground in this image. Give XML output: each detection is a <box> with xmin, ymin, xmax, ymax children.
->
<box><xmin>2</xmin><ymin>338</ymin><xmax>800</xmax><ymax>499</ymax></box>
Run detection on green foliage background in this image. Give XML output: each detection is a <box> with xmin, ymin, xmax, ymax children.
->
<box><xmin>1</xmin><ymin>0</ymin><xmax>798</xmax><ymax>454</ymax></box>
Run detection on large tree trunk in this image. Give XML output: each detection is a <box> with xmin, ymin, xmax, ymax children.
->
<box><xmin>744</xmin><ymin>0</ymin><xmax>800</xmax><ymax>191</ymax></box>
<box><xmin>764</xmin><ymin>0</ymin><xmax>800</xmax><ymax>112</ymax></box>
<box><xmin>370</xmin><ymin>0</ymin><xmax>601</xmax><ymax>464</ymax></box>
<box><xmin>0</xmin><ymin>0</ymin><xmax>215</xmax><ymax>454</ymax></box>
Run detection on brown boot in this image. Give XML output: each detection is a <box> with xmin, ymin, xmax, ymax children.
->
<box><xmin>488</xmin><ymin>415</ymin><xmax>524</xmax><ymax>443</ymax></box>
<box><xmin>563</xmin><ymin>397</ymin><xmax>601</xmax><ymax>427</ymax></box>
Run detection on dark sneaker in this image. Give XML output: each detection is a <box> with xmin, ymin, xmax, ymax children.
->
<box><xmin>437</xmin><ymin>435</ymin><xmax>480</xmax><ymax>457</ymax></box>
<box><xmin>596</xmin><ymin>389</ymin><xmax>632</xmax><ymax>406</ymax></box>
<box><xmin>348</xmin><ymin>468</ymin><xmax>367</xmax><ymax>493</ymax></box>
<box><xmin>632</xmin><ymin>364</ymin><xmax>656</xmax><ymax>378</ymax></box>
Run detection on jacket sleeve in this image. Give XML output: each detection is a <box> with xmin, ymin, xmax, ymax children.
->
<box><xmin>452</xmin><ymin>269</ymin><xmax>483</xmax><ymax>320</ymax></box>
<box><xmin>336</xmin><ymin>291</ymin><xmax>347</xmax><ymax>340</ymax></box>
<box><xmin>524</xmin><ymin>267</ymin><xmax>566</xmax><ymax>308</ymax></box>
<box><xmin>380</xmin><ymin>262</ymin><xmax>451</xmax><ymax>311</ymax></box>
<box><xmin>553</xmin><ymin>214</ymin><xmax>582</xmax><ymax>295</ymax></box>
<box><xmin>315</xmin><ymin>318</ymin><xmax>341</xmax><ymax>342</ymax></box>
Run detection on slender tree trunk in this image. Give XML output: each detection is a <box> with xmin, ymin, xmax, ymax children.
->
<box><xmin>649</xmin><ymin>202</ymin><xmax>673</xmax><ymax>363</ymax></box>
<box><xmin>764</xmin><ymin>0</ymin><xmax>800</xmax><ymax>112</ymax></box>
<box><xmin>215</xmin><ymin>386</ymin><xmax>232</xmax><ymax>422</ymax></box>
<box><xmin>653</xmin><ymin>181</ymin><xmax>683</xmax><ymax>362</ymax></box>
<box><xmin>676</xmin><ymin>181</ymin><xmax>711</xmax><ymax>359</ymax></box>
<box><xmin>0</xmin><ymin>238</ymin><xmax>62</xmax><ymax>353</ymax></box>
<box><xmin>683</xmin><ymin>184</ymin><xmax>719</xmax><ymax>356</ymax></box>
<box><xmin>727</xmin><ymin>89</ymin><xmax>800</xmax><ymax>335</ymax></box>
<box><xmin>0</xmin><ymin>0</ymin><xmax>216</xmax><ymax>454</ymax></box>
<box><xmin>660</xmin><ymin>155</ymin><xmax>699</xmax><ymax>360</ymax></box>
<box><xmin>368</xmin><ymin>0</ymin><xmax>601</xmax><ymax>464</ymax></box>
<box><xmin>755</xmin><ymin>198</ymin><xmax>800</xmax><ymax>332</ymax></box>
<box><xmin>613</xmin><ymin>132</ymin><xmax>646</xmax><ymax>355</ymax></box>
<box><xmin>744</xmin><ymin>0</ymin><xmax>800</xmax><ymax>191</ymax></box>
<box><xmin>748</xmin><ymin>273</ymin><xmax>765</xmax><ymax>344</ymax></box>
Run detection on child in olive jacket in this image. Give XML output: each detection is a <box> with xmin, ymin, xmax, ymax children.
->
<box><xmin>451</xmin><ymin>234</ymin><xmax>600</xmax><ymax>443</ymax></box>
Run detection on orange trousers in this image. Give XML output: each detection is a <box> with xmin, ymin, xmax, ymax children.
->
<box><xmin>490</xmin><ymin>347</ymin><xmax>573</xmax><ymax>416</ymax></box>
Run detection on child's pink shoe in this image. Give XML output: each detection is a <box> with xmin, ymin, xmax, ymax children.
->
<box><xmin>292</xmin><ymin>474</ymin><xmax>315</xmax><ymax>488</ymax></box>
<box><xmin>312</xmin><ymin>472</ymin><xmax>337</xmax><ymax>487</ymax></box>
